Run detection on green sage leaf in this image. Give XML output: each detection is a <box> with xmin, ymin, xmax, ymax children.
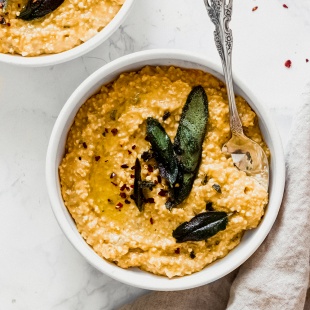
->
<box><xmin>173</xmin><ymin>211</ymin><xmax>228</xmax><ymax>243</ymax></box>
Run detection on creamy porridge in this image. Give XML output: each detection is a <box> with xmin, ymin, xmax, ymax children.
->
<box><xmin>59</xmin><ymin>66</ymin><xmax>269</xmax><ymax>278</ymax></box>
<box><xmin>0</xmin><ymin>0</ymin><xmax>124</xmax><ymax>56</ymax></box>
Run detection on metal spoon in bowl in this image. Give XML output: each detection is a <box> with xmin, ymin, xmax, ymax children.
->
<box><xmin>204</xmin><ymin>0</ymin><xmax>269</xmax><ymax>190</ymax></box>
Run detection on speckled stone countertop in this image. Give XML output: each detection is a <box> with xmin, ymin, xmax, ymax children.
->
<box><xmin>1</xmin><ymin>0</ymin><xmax>310</xmax><ymax>309</ymax></box>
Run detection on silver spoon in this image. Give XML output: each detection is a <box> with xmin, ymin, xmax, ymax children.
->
<box><xmin>204</xmin><ymin>0</ymin><xmax>269</xmax><ymax>190</ymax></box>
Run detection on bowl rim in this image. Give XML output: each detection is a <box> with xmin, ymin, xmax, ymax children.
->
<box><xmin>46</xmin><ymin>49</ymin><xmax>286</xmax><ymax>291</ymax></box>
<box><xmin>0</xmin><ymin>0</ymin><xmax>135</xmax><ymax>67</ymax></box>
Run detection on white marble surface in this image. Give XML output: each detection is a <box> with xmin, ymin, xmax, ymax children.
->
<box><xmin>1</xmin><ymin>0</ymin><xmax>310</xmax><ymax>309</ymax></box>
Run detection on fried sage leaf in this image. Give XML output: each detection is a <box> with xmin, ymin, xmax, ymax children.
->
<box><xmin>166</xmin><ymin>85</ymin><xmax>209</xmax><ymax>209</ymax></box>
<box><xmin>18</xmin><ymin>0</ymin><xmax>64</xmax><ymax>20</ymax></box>
<box><xmin>173</xmin><ymin>211</ymin><xmax>228</xmax><ymax>243</ymax></box>
<box><xmin>133</xmin><ymin>158</ymin><xmax>144</xmax><ymax>212</ymax></box>
<box><xmin>146</xmin><ymin>117</ymin><xmax>178</xmax><ymax>185</ymax></box>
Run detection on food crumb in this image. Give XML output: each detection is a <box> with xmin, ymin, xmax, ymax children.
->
<box><xmin>252</xmin><ymin>6</ymin><xmax>258</xmax><ymax>12</ymax></box>
<box><xmin>284</xmin><ymin>60</ymin><xmax>292</xmax><ymax>68</ymax></box>
<box><xmin>283</xmin><ymin>4</ymin><xmax>288</xmax><ymax>8</ymax></box>
<box><xmin>306</xmin><ymin>59</ymin><xmax>309</xmax><ymax>63</ymax></box>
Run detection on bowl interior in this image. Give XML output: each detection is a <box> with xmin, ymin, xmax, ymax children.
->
<box><xmin>0</xmin><ymin>0</ymin><xmax>135</xmax><ymax>67</ymax></box>
<box><xmin>47</xmin><ymin>50</ymin><xmax>285</xmax><ymax>290</ymax></box>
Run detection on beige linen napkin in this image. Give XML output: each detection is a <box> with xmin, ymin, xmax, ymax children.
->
<box><xmin>119</xmin><ymin>99</ymin><xmax>310</xmax><ymax>310</ymax></box>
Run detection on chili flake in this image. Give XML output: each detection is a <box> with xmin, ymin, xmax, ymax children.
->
<box><xmin>128</xmin><ymin>150</ymin><xmax>132</xmax><ymax>155</ymax></box>
<box><xmin>174</xmin><ymin>248</ymin><xmax>180</xmax><ymax>254</ymax></box>
<box><xmin>111</xmin><ymin>182</ymin><xmax>117</xmax><ymax>186</ymax></box>
<box><xmin>306</xmin><ymin>59</ymin><xmax>309</xmax><ymax>63</ymax></box>
<box><xmin>82</xmin><ymin>142</ymin><xmax>87</xmax><ymax>149</ymax></box>
<box><xmin>252</xmin><ymin>6</ymin><xmax>258</xmax><ymax>12</ymax></box>
<box><xmin>111</xmin><ymin>128</ymin><xmax>118</xmax><ymax>136</ymax></box>
<box><xmin>121</xmin><ymin>164</ymin><xmax>129</xmax><ymax>168</ymax></box>
<box><xmin>95</xmin><ymin>156</ymin><xmax>101</xmax><ymax>161</ymax></box>
<box><xmin>120</xmin><ymin>184</ymin><xmax>127</xmax><ymax>191</ymax></box>
<box><xmin>158</xmin><ymin>189</ymin><xmax>168</xmax><ymax>197</ymax></box>
<box><xmin>284</xmin><ymin>60</ymin><xmax>292</xmax><ymax>68</ymax></box>
<box><xmin>132</xmin><ymin>145</ymin><xmax>136</xmax><ymax>150</ymax></box>
<box><xmin>115</xmin><ymin>202</ymin><xmax>123</xmax><ymax>210</ymax></box>
<box><xmin>110</xmin><ymin>172</ymin><xmax>116</xmax><ymax>178</ymax></box>
<box><xmin>283</xmin><ymin>4</ymin><xmax>288</xmax><ymax>8</ymax></box>
<box><xmin>163</xmin><ymin>111</ymin><xmax>171</xmax><ymax>121</ymax></box>
<box><xmin>147</xmin><ymin>164</ymin><xmax>153</xmax><ymax>173</ymax></box>
<box><xmin>190</xmin><ymin>251</ymin><xmax>196</xmax><ymax>259</ymax></box>
<box><xmin>146</xmin><ymin>198</ymin><xmax>155</xmax><ymax>203</ymax></box>
<box><xmin>150</xmin><ymin>218</ymin><xmax>154</xmax><ymax>225</ymax></box>
<box><xmin>120</xmin><ymin>192</ymin><xmax>126</xmax><ymax>199</ymax></box>
<box><xmin>125</xmin><ymin>199</ymin><xmax>130</xmax><ymax>204</ymax></box>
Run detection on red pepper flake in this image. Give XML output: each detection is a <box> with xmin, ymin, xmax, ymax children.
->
<box><xmin>126</xmin><ymin>186</ymin><xmax>131</xmax><ymax>191</ymax></box>
<box><xmin>130</xmin><ymin>194</ymin><xmax>135</xmax><ymax>200</ymax></box>
<box><xmin>120</xmin><ymin>184</ymin><xmax>127</xmax><ymax>191</ymax></box>
<box><xmin>6</xmin><ymin>22</ymin><xmax>10</xmax><ymax>27</ymax></box>
<box><xmin>147</xmin><ymin>164</ymin><xmax>153</xmax><ymax>173</ymax></box>
<box><xmin>284</xmin><ymin>59</ymin><xmax>292</xmax><ymax>68</ymax></box>
<box><xmin>115</xmin><ymin>202</ymin><xmax>123</xmax><ymax>209</ymax></box>
<box><xmin>130</xmin><ymin>185</ymin><xmax>134</xmax><ymax>189</ymax></box>
<box><xmin>163</xmin><ymin>111</ymin><xmax>171</xmax><ymax>121</ymax></box>
<box><xmin>105</xmin><ymin>160</ymin><xmax>109</xmax><ymax>162</ymax></box>
<box><xmin>252</xmin><ymin>6</ymin><xmax>258</xmax><ymax>11</ymax></box>
<box><xmin>157</xmin><ymin>175</ymin><xmax>162</xmax><ymax>183</ymax></box>
<box><xmin>154</xmin><ymin>180</ymin><xmax>158</xmax><ymax>185</ymax></box>
<box><xmin>132</xmin><ymin>145</ymin><xmax>136</xmax><ymax>150</ymax></box>
<box><xmin>18</xmin><ymin>3</ymin><xmax>21</xmax><ymax>7</ymax></box>
<box><xmin>131</xmin><ymin>165</ymin><xmax>136</xmax><ymax>170</ymax></box>
<box><xmin>82</xmin><ymin>142</ymin><xmax>87</xmax><ymax>149</ymax></box>
<box><xmin>174</xmin><ymin>248</ymin><xmax>180</xmax><ymax>254</ymax></box>
<box><xmin>0</xmin><ymin>16</ymin><xmax>6</xmax><ymax>25</ymax></box>
<box><xmin>125</xmin><ymin>199</ymin><xmax>130</xmax><ymax>204</ymax></box>
<box><xmin>95</xmin><ymin>156</ymin><xmax>101</xmax><ymax>161</ymax></box>
<box><xmin>130</xmin><ymin>174</ymin><xmax>135</xmax><ymax>178</ymax></box>
<box><xmin>283</xmin><ymin>4</ymin><xmax>288</xmax><ymax>8</ymax></box>
<box><xmin>111</xmin><ymin>182</ymin><xmax>117</xmax><ymax>186</ymax></box>
<box><xmin>158</xmin><ymin>189</ymin><xmax>168</xmax><ymax>197</ymax></box>
<box><xmin>128</xmin><ymin>150</ymin><xmax>132</xmax><ymax>155</ymax></box>
<box><xmin>110</xmin><ymin>172</ymin><xmax>116</xmax><ymax>178</ymax></box>
<box><xmin>120</xmin><ymin>192</ymin><xmax>126</xmax><ymax>199</ymax></box>
<box><xmin>108</xmin><ymin>199</ymin><xmax>112</xmax><ymax>203</ymax></box>
<box><xmin>102</xmin><ymin>132</ymin><xmax>106</xmax><ymax>137</ymax></box>
<box><xmin>105</xmin><ymin>128</ymin><xmax>109</xmax><ymax>133</ymax></box>
<box><xmin>306</xmin><ymin>59</ymin><xmax>309</xmax><ymax>63</ymax></box>
<box><xmin>150</xmin><ymin>218</ymin><xmax>154</xmax><ymax>225</ymax></box>
<box><xmin>146</xmin><ymin>198</ymin><xmax>155</xmax><ymax>203</ymax></box>
<box><xmin>78</xmin><ymin>156</ymin><xmax>82</xmax><ymax>160</ymax></box>
<box><xmin>121</xmin><ymin>164</ymin><xmax>129</xmax><ymax>169</ymax></box>
<box><xmin>111</xmin><ymin>128</ymin><xmax>118</xmax><ymax>136</ymax></box>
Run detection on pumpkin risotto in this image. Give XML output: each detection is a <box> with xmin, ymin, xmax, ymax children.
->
<box><xmin>59</xmin><ymin>66</ymin><xmax>269</xmax><ymax>278</ymax></box>
<box><xmin>0</xmin><ymin>0</ymin><xmax>124</xmax><ymax>56</ymax></box>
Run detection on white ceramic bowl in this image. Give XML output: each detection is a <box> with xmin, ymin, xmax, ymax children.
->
<box><xmin>0</xmin><ymin>0</ymin><xmax>135</xmax><ymax>67</ymax></box>
<box><xmin>46</xmin><ymin>49</ymin><xmax>285</xmax><ymax>291</ymax></box>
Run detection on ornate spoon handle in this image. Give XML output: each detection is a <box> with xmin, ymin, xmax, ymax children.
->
<box><xmin>204</xmin><ymin>0</ymin><xmax>243</xmax><ymax>135</ymax></box>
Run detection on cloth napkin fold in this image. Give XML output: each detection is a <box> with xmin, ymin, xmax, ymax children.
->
<box><xmin>120</xmin><ymin>99</ymin><xmax>310</xmax><ymax>310</ymax></box>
